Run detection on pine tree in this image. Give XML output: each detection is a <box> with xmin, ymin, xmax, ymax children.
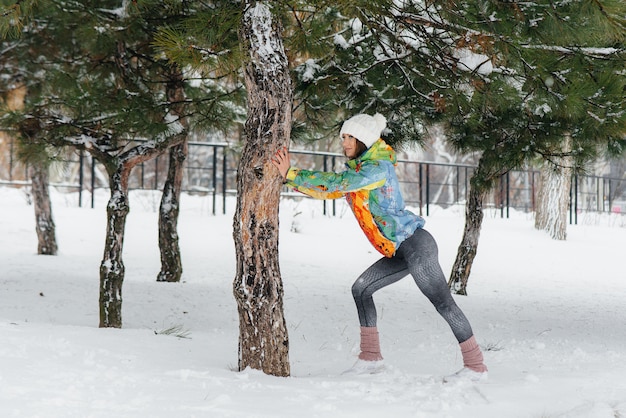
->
<box><xmin>439</xmin><ymin>0</ymin><xmax>626</xmax><ymax>294</ymax></box>
<box><xmin>1</xmin><ymin>0</ymin><xmax>242</xmax><ymax>326</ymax></box>
<box><xmin>153</xmin><ymin>0</ymin><xmax>294</xmax><ymax>375</ymax></box>
<box><xmin>232</xmin><ymin>1</ymin><xmax>292</xmax><ymax>377</ymax></box>
<box><xmin>1</xmin><ymin>7</ymin><xmax>59</xmax><ymax>256</ymax></box>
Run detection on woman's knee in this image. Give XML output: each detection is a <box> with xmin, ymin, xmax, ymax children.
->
<box><xmin>351</xmin><ymin>276</ymin><xmax>368</xmax><ymax>299</ymax></box>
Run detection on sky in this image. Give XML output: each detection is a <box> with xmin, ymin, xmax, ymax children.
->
<box><xmin>1</xmin><ymin>186</ymin><xmax>626</xmax><ymax>418</ymax></box>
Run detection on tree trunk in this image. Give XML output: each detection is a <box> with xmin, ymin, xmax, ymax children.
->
<box><xmin>447</xmin><ymin>153</ymin><xmax>500</xmax><ymax>295</ymax></box>
<box><xmin>156</xmin><ymin>141</ymin><xmax>186</xmax><ymax>282</ymax></box>
<box><xmin>99</xmin><ymin>167</ymin><xmax>131</xmax><ymax>328</ymax></box>
<box><xmin>232</xmin><ymin>1</ymin><xmax>291</xmax><ymax>377</ymax></box>
<box><xmin>448</xmin><ymin>180</ymin><xmax>485</xmax><ymax>295</ymax></box>
<box><xmin>29</xmin><ymin>163</ymin><xmax>58</xmax><ymax>255</ymax></box>
<box><xmin>534</xmin><ymin>134</ymin><xmax>573</xmax><ymax>240</ymax></box>
<box><xmin>157</xmin><ymin>66</ymin><xmax>188</xmax><ymax>283</ymax></box>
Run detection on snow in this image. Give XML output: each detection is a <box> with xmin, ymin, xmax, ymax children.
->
<box><xmin>2</xmin><ymin>186</ymin><xmax>626</xmax><ymax>418</ymax></box>
<box><xmin>534</xmin><ymin>103</ymin><xmax>552</xmax><ymax>117</ymax></box>
<box><xmin>453</xmin><ymin>48</ymin><xmax>493</xmax><ymax>75</ymax></box>
<box><xmin>299</xmin><ymin>59</ymin><xmax>321</xmax><ymax>83</ymax></box>
<box><xmin>245</xmin><ymin>3</ymin><xmax>287</xmax><ymax>75</ymax></box>
<box><xmin>334</xmin><ymin>33</ymin><xmax>350</xmax><ymax>49</ymax></box>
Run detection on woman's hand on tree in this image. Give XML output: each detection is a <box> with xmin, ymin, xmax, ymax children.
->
<box><xmin>271</xmin><ymin>146</ymin><xmax>291</xmax><ymax>181</ymax></box>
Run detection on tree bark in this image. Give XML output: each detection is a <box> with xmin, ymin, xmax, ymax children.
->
<box><xmin>156</xmin><ymin>141</ymin><xmax>186</xmax><ymax>282</ymax></box>
<box><xmin>232</xmin><ymin>1</ymin><xmax>291</xmax><ymax>377</ymax></box>
<box><xmin>29</xmin><ymin>163</ymin><xmax>58</xmax><ymax>255</ymax></box>
<box><xmin>157</xmin><ymin>66</ymin><xmax>188</xmax><ymax>282</ymax></box>
<box><xmin>99</xmin><ymin>167</ymin><xmax>131</xmax><ymax>328</ymax></box>
<box><xmin>534</xmin><ymin>134</ymin><xmax>573</xmax><ymax>240</ymax></box>
<box><xmin>448</xmin><ymin>180</ymin><xmax>485</xmax><ymax>295</ymax></box>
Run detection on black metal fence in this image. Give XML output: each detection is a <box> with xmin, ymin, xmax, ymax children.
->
<box><xmin>2</xmin><ymin>140</ymin><xmax>626</xmax><ymax>222</ymax></box>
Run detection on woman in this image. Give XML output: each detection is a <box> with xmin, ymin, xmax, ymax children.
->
<box><xmin>271</xmin><ymin>113</ymin><xmax>488</xmax><ymax>382</ymax></box>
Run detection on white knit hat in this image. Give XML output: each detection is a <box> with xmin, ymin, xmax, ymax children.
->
<box><xmin>339</xmin><ymin>113</ymin><xmax>387</xmax><ymax>148</ymax></box>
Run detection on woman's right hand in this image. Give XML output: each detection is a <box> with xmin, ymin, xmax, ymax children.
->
<box><xmin>271</xmin><ymin>146</ymin><xmax>291</xmax><ymax>181</ymax></box>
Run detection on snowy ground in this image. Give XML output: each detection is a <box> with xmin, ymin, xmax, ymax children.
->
<box><xmin>1</xmin><ymin>186</ymin><xmax>625</xmax><ymax>418</ymax></box>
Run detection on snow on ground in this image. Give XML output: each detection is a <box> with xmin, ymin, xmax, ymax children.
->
<box><xmin>1</xmin><ymin>186</ymin><xmax>625</xmax><ymax>418</ymax></box>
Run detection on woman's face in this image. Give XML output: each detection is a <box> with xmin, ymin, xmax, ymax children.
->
<box><xmin>341</xmin><ymin>134</ymin><xmax>359</xmax><ymax>159</ymax></box>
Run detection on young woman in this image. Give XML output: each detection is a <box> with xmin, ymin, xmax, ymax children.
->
<box><xmin>271</xmin><ymin>113</ymin><xmax>488</xmax><ymax>382</ymax></box>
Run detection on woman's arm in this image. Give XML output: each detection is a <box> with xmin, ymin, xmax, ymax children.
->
<box><xmin>271</xmin><ymin>147</ymin><xmax>386</xmax><ymax>200</ymax></box>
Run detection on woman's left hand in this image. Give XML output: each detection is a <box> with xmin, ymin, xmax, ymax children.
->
<box><xmin>271</xmin><ymin>146</ymin><xmax>291</xmax><ymax>181</ymax></box>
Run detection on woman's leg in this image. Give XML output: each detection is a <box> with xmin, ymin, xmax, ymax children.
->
<box><xmin>398</xmin><ymin>229</ymin><xmax>474</xmax><ymax>342</ymax></box>
<box><xmin>352</xmin><ymin>256</ymin><xmax>409</xmax><ymax>327</ymax></box>
<box><xmin>350</xmin><ymin>256</ymin><xmax>408</xmax><ymax>364</ymax></box>
<box><xmin>398</xmin><ymin>229</ymin><xmax>487</xmax><ymax>375</ymax></box>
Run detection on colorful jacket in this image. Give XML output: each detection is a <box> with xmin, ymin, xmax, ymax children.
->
<box><xmin>285</xmin><ymin>139</ymin><xmax>424</xmax><ymax>257</ymax></box>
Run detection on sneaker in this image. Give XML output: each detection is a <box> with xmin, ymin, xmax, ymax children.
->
<box><xmin>443</xmin><ymin>367</ymin><xmax>488</xmax><ymax>383</ymax></box>
<box><xmin>341</xmin><ymin>359</ymin><xmax>385</xmax><ymax>375</ymax></box>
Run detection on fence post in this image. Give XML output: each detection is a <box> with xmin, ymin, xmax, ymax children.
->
<box><xmin>426</xmin><ymin>164</ymin><xmax>430</xmax><ymax>216</ymax></box>
<box><xmin>608</xmin><ymin>178</ymin><xmax>613</xmax><ymax>212</ymax></box>
<box><xmin>222</xmin><ymin>150</ymin><xmax>227</xmax><ymax>215</ymax></box>
<box><xmin>212</xmin><ymin>145</ymin><xmax>217</xmax><ymax>216</ymax></box>
<box><xmin>506</xmin><ymin>171</ymin><xmax>511</xmax><ymax>219</ymax></box>
<box><xmin>418</xmin><ymin>163</ymin><xmax>423</xmax><ymax>216</ymax></box>
<box><xmin>91</xmin><ymin>156</ymin><xmax>96</xmax><ymax>209</ymax></box>
<box><xmin>154</xmin><ymin>156</ymin><xmax>159</xmax><ymax>190</ymax></box>
<box><xmin>499</xmin><ymin>174</ymin><xmax>503</xmax><ymax>217</ymax></box>
<box><xmin>455</xmin><ymin>166</ymin><xmax>460</xmax><ymax>205</ymax></box>
<box><xmin>465</xmin><ymin>167</ymin><xmax>469</xmax><ymax>208</ymax></box>
<box><xmin>569</xmin><ymin>174</ymin><xmax>579</xmax><ymax>225</ymax></box>
<box><xmin>332</xmin><ymin>156</ymin><xmax>337</xmax><ymax>216</ymax></box>
<box><xmin>531</xmin><ymin>170</ymin><xmax>536</xmax><ymax>213</ymax></box>
<box><xmin>574</xmin><ymin>175</ymin><xmax>578</xmax><ymax>225</ymax></box>
<box><xmin>78</xmin><ymin>150</ymin><xmax>84</xmax><ymax>208</ymax></box>
<box><xmin>322</xmin><ymin>155</ymin><xmax>328</xmax><ymax>216</ymax></box>
<box><xmin>9</xmin><ymin>137</ymin><xmax>14</xmax><ymax>182</ymax></box>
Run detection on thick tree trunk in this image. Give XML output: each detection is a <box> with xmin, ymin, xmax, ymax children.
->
<box><xmin>99</xmin><ymin>168</ymin><xmax>131</xmax><ymax>328</ymax></box>
<box><xmin>534</xmin><ymin>134</ymin><xmax>573</xmax><ymax>240</ymax></box>
<box><xmin>448</xmin><ymin>182</ymin><xmax>485</xmax><ymax>295</ymax></box>
<box><xmin>29</xmin><ymin>163</ymin><xmax>58</xmax><ymax>255</ymax></box>
<box><xmin>157</xmin><ymin>66</ymin><xmax>188</xmax><ymax>282</ymax></box>
<box><xmin>232</xmin><ymin>2</ymin><xmax>291</xmax><ymax>377</ymax></box>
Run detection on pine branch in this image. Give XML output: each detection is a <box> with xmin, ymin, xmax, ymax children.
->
<box><xmin>0</xmin><ymin>0</ymin><xmax>35</xmax><ymax>38</ymax></box>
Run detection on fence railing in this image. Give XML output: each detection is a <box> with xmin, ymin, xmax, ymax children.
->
<box><xmin>2</xmin><ymin>140</ymin><xmax>626</xmax><ymax>222</ymax></box>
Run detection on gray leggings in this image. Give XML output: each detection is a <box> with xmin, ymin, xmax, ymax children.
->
<box><xmin>351</xmin><ymin>228</ymin><xmax>473</xmax><ymax>343</ymax></box>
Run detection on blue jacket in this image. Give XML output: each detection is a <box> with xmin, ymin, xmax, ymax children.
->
<box><xmin>285</xmin><ymin>139</ymin><xmax>424</xmax><ymax>256</ymax></box>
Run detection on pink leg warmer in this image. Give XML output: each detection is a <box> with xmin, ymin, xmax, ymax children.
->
<box><xmin>460</xmin><ymin>335</ymin><xmax>488</xmax><ymax>372</ymax></box>
<box><xmin>358</xmin><ymin>326</ymin><xmax>383</xmax><ymax>361</ymax></box>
